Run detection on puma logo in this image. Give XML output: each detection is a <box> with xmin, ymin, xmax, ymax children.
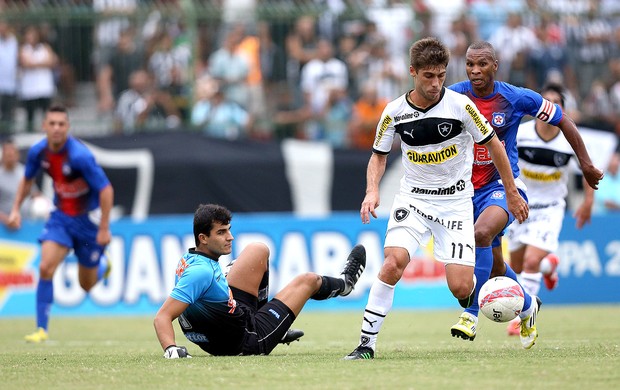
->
<box><xmin>404</xmin><ymin>130</ymin><xmax>414</xmax><ymax>138</ymax></box>
<box><xmin>363</xmin><ymin>317</ymin><xmax>377</xmax><ymax>327</ymax></box>
<box><xmin>524</xmin><ymin>150</ymin><xmax>535</xmax><ymax>159</ymax></box>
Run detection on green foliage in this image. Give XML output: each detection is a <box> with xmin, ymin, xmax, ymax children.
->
<box><xmin>1</xmin><ymin>306</ymin><xmax>619</xmax><ymax>389</ymax></box>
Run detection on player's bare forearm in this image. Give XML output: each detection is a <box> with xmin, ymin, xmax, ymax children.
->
<box><xmin>11</xmin><ymin>178</ymin><xmax>33</xmax><ymax>213</ymax></box>
<box><xmin>154</xmin><ymin>297</ymin><xmax>188</xmax><ymax>350</ymax></box>
<box><xmin>559</xmin><ymin>115</ymin><xmax>603</xmax><ymax>189</ymax></box>
<box><xmin>361</xmin><ymin>153</ymin><xmax>386</xmax><ymax>223</ymax></box>
<box><xmin>154</xmin><ymin>314</ymin><xmax>177</xmax><ymax>351</ymax></box>
<box><xmin>7</xmin><ymin>178</ymin><xmax>34</xmax><ymax>229</ymax></box>
<box><xmin>98</xmin><ymin>184</ymin><xmax>114</xmax><ymax>230</ymax></box>
<box><xmin>487</xmin><ymin>136</ymin><xmax>528</xmax><ymax>223</ymax></box>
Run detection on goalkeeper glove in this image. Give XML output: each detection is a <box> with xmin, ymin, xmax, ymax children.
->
<box><xmin>163</xmin><ymin>345</ymin><xmax>192</xmax><ymax>359</ymax></box>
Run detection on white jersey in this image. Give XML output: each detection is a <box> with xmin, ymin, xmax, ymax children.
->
<box><xmin>516</xmin><ymin>120</ymin><xmax>574</xmax><ymax>207</ymax></box>
<box><xmin>373</xmin><ymin>88</ymin><xmax>495</xmax><ymax>199</ymax></box>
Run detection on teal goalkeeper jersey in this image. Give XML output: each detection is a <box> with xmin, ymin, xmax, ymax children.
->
<box><xmin>170</xmin><ymin>249</ymin><xmax>246</xmax><ymax>355</ymax></box>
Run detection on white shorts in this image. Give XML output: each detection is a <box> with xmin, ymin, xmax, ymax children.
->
<box><xmin>506</xmin><ymin>201</ymin><xmax>564</xmax><ymax>253</ymax></box>
<box><xmin>384</xmin><ymin>193</ymin><xmax>475</xmax><ymax>266</ymax></box>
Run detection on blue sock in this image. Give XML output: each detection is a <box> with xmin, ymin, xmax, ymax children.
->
<box><xmin>36</xmin><ymin>279</ymin><xmax>54</xmax><ymax>330</ymax></box>
<box><xmin>503</xmin><ymin>262</ymin><xmax>532</xmax><ymax>311</ymax></box>
<box><xmin>465</xmin><ymin>246</ymin><xmax>493</xmax><ymax>317</ymax></box>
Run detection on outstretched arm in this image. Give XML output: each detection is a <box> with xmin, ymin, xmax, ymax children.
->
<box><xmin>361</xmin><ymin>153</ymin><xmax>387</xmax><ymax>224</ymax></box>
<box><xmin>485</xmin><ymin>135</ymin><xmax>529</xmax><ymax>223</ymax></box>
<box><xmin>558</xmin><ymin>115</ymin><xmax>604</xmax><ymax>189</ymax></box>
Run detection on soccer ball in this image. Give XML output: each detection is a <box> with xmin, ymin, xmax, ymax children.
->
<box><xmin>478</xmin><ymin>276</ymin><xmax>524</xmax><ymax>323</ymax></box>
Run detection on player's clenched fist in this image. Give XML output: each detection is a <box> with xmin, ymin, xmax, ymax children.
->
<box><xmin>163</xmin><ymin>345</ymin><xmax>192</xmax><ymax>359</ymax></box>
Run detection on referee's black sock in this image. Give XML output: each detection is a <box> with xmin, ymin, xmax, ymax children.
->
<box><xmin>311</xmin><ymin>276</ymin><xmax>345</xmax><ymax>300</ymax></box>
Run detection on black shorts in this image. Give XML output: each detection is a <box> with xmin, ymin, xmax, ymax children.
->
<box><xmin>231</xmin><ymin>286</ymin><xmax>296</xmax><ymax>355</ymax></box>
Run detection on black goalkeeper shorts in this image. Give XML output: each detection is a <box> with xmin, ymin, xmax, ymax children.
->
<box><xmin>231</xmin><ymin>286</ymin><xmax>296</xmax><ymax>355</ymax></box>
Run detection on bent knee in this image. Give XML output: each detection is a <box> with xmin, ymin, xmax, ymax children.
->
<box><xmin>449</xmin><ymin>281</ymin><xmax>474</xmax><ymax>300</ymax></box>
<box><xmin>378</xmin><ymin>255</ymin><xmax>408</xmax><ymax>284</ymax></box>
<box><xmin>245</xmin><ymin>242</ymin><xmax>270</xmax><ymax>259</ymax></box>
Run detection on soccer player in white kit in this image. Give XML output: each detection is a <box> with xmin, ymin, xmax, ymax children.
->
<box><xmin>505</xmin><ymin>84</ymin><xmax>595</xmax><ymax>335</ymax></box>
<box><xmin>344</xmin><ymin>37</ymin><xmax>528</xmax><ymax>360</ymax></box>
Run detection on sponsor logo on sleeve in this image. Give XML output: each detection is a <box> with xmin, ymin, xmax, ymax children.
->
<box><xmin>374</xmin><ymin>114</ymin><xmax>393</xmax><ymax>147</ymax></box>
<box><xmin>465</xmin><ymin>104</ymin><xmax>491</xmax><ymax>135</ymax></box>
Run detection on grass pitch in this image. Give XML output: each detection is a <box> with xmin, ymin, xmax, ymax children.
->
<box><xmin>1</xmin><ymin>305</ymin><xmax>619</xmax><ymax>390</ymax></box>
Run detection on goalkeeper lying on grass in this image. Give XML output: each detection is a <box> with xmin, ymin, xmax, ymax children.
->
<box><xmin>154</xmin><ymin>203</ymin><xmax>366</xmax><ymax>358</ymax></box>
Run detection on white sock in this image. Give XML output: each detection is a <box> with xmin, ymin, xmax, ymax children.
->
<box><xmin>359</xmin><ymin>277</ymin><xmax>395</xmax><ymax>351</ymax></box>
<box><xmin>520</xmin><ymin>272</ymin><xmax>542</xmax><ymax>297</ymax></box>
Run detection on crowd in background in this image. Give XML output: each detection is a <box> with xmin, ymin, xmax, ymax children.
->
<box><xmin>0</xmin><ymin>0</ymin><xmax>618</xmax><ymax>150</ymax></box>
<box><xmin>0</xmin><ymin>0</ymin><xmax>620</xmax><ymax>219</ymax></box>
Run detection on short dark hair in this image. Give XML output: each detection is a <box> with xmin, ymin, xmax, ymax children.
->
<box><xmin>409</xmin><ymin>37</ymin><xmax>450</xmax><ymax>70</ymax></box>
<box><xmin>1</xmin><ymin>136</ymin><xmax>15</xmax><ymax>146</ymax></box>
<box><xmin>47</xmin><ymin>104</ymin><xmax>68</xmax><ymax>115</ymax></box>
<box><xmin>467</xmin><ymin>41</ymin><xmax>498</xmax><ymax>61</ymax></box>
<box><xmin>193</xmin><ymin>204</ymin><xmax>232</xmax><ymax>245</ymax></box>
<box><xmin>541</xmin><ymin>83</ymin><xmax>565</xmax><ymax>108</ymax></box>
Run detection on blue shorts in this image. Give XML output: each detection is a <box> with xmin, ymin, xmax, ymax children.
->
<box><xmin>472</xmin><ymin>181</ymin><xmax>528</xmax><ymax>248</ymax></box>
<box><xmin>39</xmin><ymin>210</ymin><xmax>105</xmax><ymax>268</ymax></box>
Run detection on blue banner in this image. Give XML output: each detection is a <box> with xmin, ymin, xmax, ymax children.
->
<box><xmin>1</xmin><ymin>213</ymin><xmax>619</xmax><ymax>317</ymax></box>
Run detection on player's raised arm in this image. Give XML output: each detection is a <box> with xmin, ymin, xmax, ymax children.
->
<box><xmin>557</xmin><ymin>115</ymin><xmax>604</xmax><ymax>189</ymax></box>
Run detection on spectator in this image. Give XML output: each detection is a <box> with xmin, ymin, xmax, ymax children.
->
<box><xmin>92</xmin><ymin>0</ymin><xmax>137</xmax><ymax>73</ymax></box>
<box><xmin>572</xmin><ymin>4</ymin><xmax>613</xmax><ymax>100</ymax></box>
<box><xmin>364</xmin><ymin>0</ymin><xmax>414</xmax><ymax>69</ymax></box>
<box><xmin>18</xmin><ymin>25</ymin><xmax>58</xmax><ymax>133</ymax></box>
<box><xmin>235</xmin><ymin>24</ymin><xmax>268</xmax><ymax>136</ymax></box>
<box><xmin>582</xmin><ymin>79</ymin><xmax>615</xmax><ymax>130</ymax></box>
<box><xmin>257</xmin><ymin>21</ymin><xmax>287</xmax><ymax>97</ymax></box>
<box><xmin>114</xmin><ymin>69</ymin><xmax>181</xmax><ymax>134</ymax></box>
<box><xmin>208</xmin><ymin>26</ymin><xmax>251</xmax><ymax>110</ymax></box>
<box><xmin>97</xmin><ymin>27</ymin><xmax>146</xmax><ymax>115</ymax></box>
<box><xmin>0</xmin><ymin>139</ymin><xmax>41</xmax><ymax>226</ymax></box>
<box><xmin>445</xmin><ymin>16</ymin><xmax>474</xmax><ymax>86</ymax></box>
<box><xmin>488</xmin><ymin>12</ymin><xmax>538</xmax><ymax>85</ymax></box>
<box><xmin>285</xmin><ymin>15</ymin><xmax>320</xmax><ymax>104</ymax></box>
<box><xmin>0</xmin><ymin>20</ymin><xmax>18</xmax><ymax>136</ymax></box>
<box><xmin>270</xmin><ymin>83</ymin><xmax>311</xmax><ymax>141</ymax></box>
<box><xmin>468</xmin><ymin>0</ymin><xmax>524</xmax><ymax>41</ymax></box>
<box><xmin>147</xmin><ymin>30</ymin><xmax>192</xmax><ymax>119</ymax></box>
<box><xmin>594</xmin><ymin>150</ymin><xmax>620</xmax><ymax>214</ymax></box>
<box><xmin>190</xmin><ymin>77</ymin><xmax>251</xmax><ymax>140</ymax></box>
<box><xmin>363</xmin><ymin>36</ymin><xmax>406</xmax><ymax>103</ymax></box>
<box><xmin>323</xmin><ymin>87</ymin><xmax>352</xmax><ymax>148</ymax></box>
<box><xmin>347</xmin><ymin>81</ymin><xmax>388</xmax><ymax>150</ymax></box>
<box><xmin>299</xmin><ymin>38</ymin><xmax>348</xmax><ymax>140</ymax></box>
<box><xmin>526</xmin><ymin>15</ymin><xmax>575</xmax><ymax>93</ymax></box>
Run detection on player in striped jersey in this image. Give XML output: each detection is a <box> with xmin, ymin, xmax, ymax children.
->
<box><xmin>7</xmin><ymin>105</ymin><xmax>114</xmax><ymax>343</ymax></box>
<box><xmin>448</xmin><ymin>41</ymin><xmax>602</xmax><ymax>348</ymax></box>
<box><xmin>505</xmin><ymin>84</ymin><xmax>595</xmax><ymax>335</ymax></box>
<box><xmin>344</xmin><ymin>37</ymin><xmax>528</xmax><ymax>360</ymax></box>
